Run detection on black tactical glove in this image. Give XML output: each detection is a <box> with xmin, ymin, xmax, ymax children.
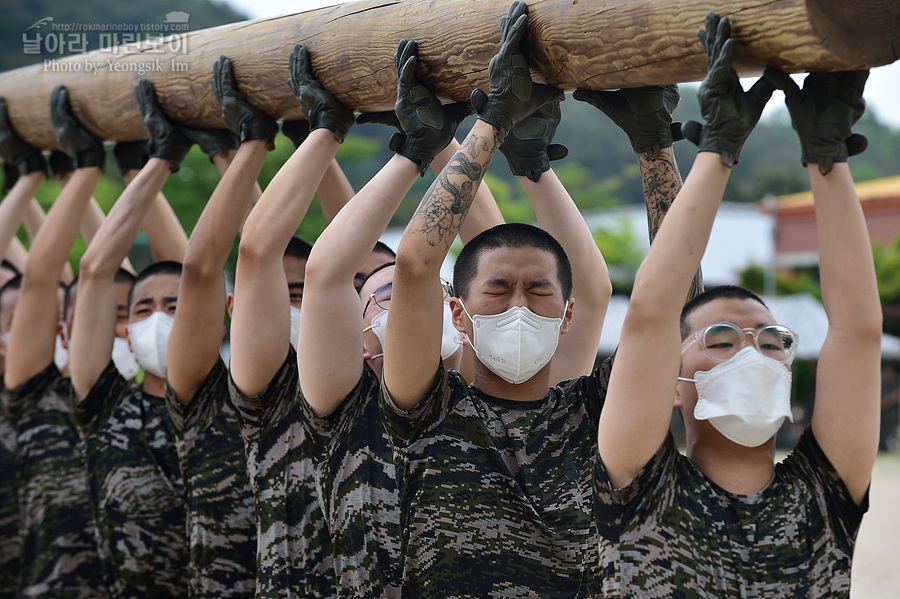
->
<box><xmin>470</xmin><ymin>2</ymin><xmax>564</xmax><ymax>137</ymax></box>
<box><xmin>574</xmin><ymin>85</ymin><xmax>684</xmax><ymax>160</ymax></box>
<box><xmin>49</xmin><ymin>151</ymin><xmax>74</xmax><ymax>179</ymax></box>
<box><xmin>281</xmin><ymin>120</ymin><xmax>311</xmax><ymax>149</ymax></box>
<box><xmin>212</xmin><ymin>55</ymin><xmax>278</xmax><ymax>150</ymax></box>
<box><xmin>50</xmin><ymin>86</ymin><xmax>106</xmax><ymax>169</ymax></box>
<box><xmin>2</xmin><ymin>162</ymin><xmax>18</xmax><ymax>191</ymax></box>
<box><xmin>288</xmin><ymin>45</ymin><xmax>355</xmax><ymax>143</ymax></box>
<box><xmin>382</xmin><ymin>40</ymin><xmax>472</xmax><ymax>176</ymax></box>
<box><xmin>0</xmin><ymin>98</ymin><xmax>45</xmax><ymax>176</ymax></box>
<box><xmin>763</xmin><ymin>69</ymin><xmax>868</xmax><ymax>175</ymax></box>
<box><xmin>498</xmin><ymin>97</ymin><xmax>567</xmax><ymax>181</ymax></box>
<box><xmin>180</xmin><ymin>127</ymin><xmax>240</xmax><ymax>161</ymax></box>
<box><xmin>113</xmin><ymin>140</ymin><xmax>149</xmax><ymax>177</ymax></box>
<box><xmin>355</xmin><ymin>110</ymin><xmax>402</xmax><ymax>130</ymax></box>
<box><xmin>680</xmin><ymin>13</ymin><xmax>774</xmax><ymax>167</ymax></box>
<box><xmin>134</xmin><ymin>79</ymin><xmax>193</xmax><ymax>172</ymax></box>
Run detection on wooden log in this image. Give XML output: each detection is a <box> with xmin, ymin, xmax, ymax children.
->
<box><xmin>0</xmin><ymin>0</ymin><xmax>896</xmax><ymax>150</ymax></box>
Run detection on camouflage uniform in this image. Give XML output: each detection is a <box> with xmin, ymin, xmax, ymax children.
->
<box><xmin>0</xmin><ymin>381</ymin><xmax>20</xmax><ymax>597</ymax></box>
<box><xmin>593</xmin><ymin>428</ymin><xmax>867</xmax><ymax>598</ymax></box>
<box><xmin>380</xmin><ymin>362</ymin><xmax>609</xmax><ymax>598</ymax></box>
<box><xmin>227</xmin><ymin>347</ymin><xmax>336</xmax><ymax>599</ymax></box>
<box><xmin>77</xmin><ymin>361</ymin><xmax>188</xmax><ymax>597</ymax></box>
<box><xmin>6</xmin><ymin>363</ymin><xmax>105</xmax><ymax>598</ymax></box>
<box><xmin>298</xmin><ymin>365</ymin><xmax>401</xmax><ymax>598</ymax></box>
<box><xmin>165</xmin><ymin>357</ymin><xmax>256</xmax><ymax>598</ymax></box>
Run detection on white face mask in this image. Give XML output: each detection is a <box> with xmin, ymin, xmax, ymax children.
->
<box><xmin>54</xmin><ymin>330</ymin><xmax>69</xmax><ymax>372</ymax></box>
<box><xmin>364</xmin><ymin>304</ymin><xmax>464</xmax><ymax>363</ymax></box>
<box><xmin>0</xmin><ymin>331</ymin><xmax>9</xmax><ymax>352</ymax></box>
<box><xmin>440</xmin><ymin>303</ymin><xmax>463</xmax><ymax>360</ymax></box>
<box><xmin>363</xmin><ymin>310</ymin><xmax>387</xmax><ymax>361</ymax></box>
<box><xmin>126</xmin><ymin>311</ymin><xmax>174</xmax><ymax>379</ymax></box>
<box><xmin>461</xmin><ymin>300</ymin><xmax>565</xmax><ymax>385</ymax></box>
<box><xmin>289</xmin><ymin>306</ymin><xmax>301</xmax><ymax>352</ymax></box>
<box><xmin>112</xmin><ymin>336</ymin><xmax>140</xmax><ymax>380</ymax></box>
<box><xmin>680</xmin><ymin>346</ymin><xmax>793</xmax><ymax>447</ymax></box>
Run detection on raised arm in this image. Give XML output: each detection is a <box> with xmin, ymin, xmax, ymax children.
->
<box><xmin>298</xmin><ymin>39</ymin><xmax>471</xmax><ymax>416</ymax></box>
<box><xmin>499</xmin><ymin>96</ymin><xmax>611</xmax><ymax>381</ymax></box>
<box><xmin>599</xmin><ymin>14</ymin><xmax>774</xmax><ymax>488</ymax></box>
<box><xmin>383</xmin><ymin>1</ymin><xmax>564</xmax><ymax>410</ymax></box>
<box><xmin>168</xmin><ymin>55</ymin><xmax>276</xmax><ymax>404</ymax></box>
<box><xmin>69</xmin><ymin>79</ymin><xmax>191</xmax><ymax>399</ymax></box>
<box><xmin>230</xmin><ymin>45</ymin><xmax>354</xmax><ymax>398</ymax></box>
<box><xmin>5</xmin><ymin>85</ymin><xmax>106</xmax><ymax>389</ymax></box>
<box><xmin>0</xmin><ymin>97</ymin><xmax>46</xmax><ymax>262</ymax></box>
<box><xmin>765</xmin><ymin>69</ymin><xmax>880</xmax><ymax>504</ymax></box>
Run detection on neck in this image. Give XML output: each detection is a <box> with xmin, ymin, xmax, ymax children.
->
<box><xmin>686</xmin><ymin>434</ymin><xmax>776</xmax><ymax>495</ymax></box>
<box><xmin>141</xmin><ymin>372</ymin><xmax>166</xmax><ymax>397</ymax></box>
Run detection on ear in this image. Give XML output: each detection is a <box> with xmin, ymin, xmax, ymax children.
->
<box><xmin>560</xmin><ymin>298</ymin><xmax>574</xmax><ymax>335</ymax></box>
<box><xmin>226</xmin><ymin>292</ymin><xmax>234</xmax><ymax>319</ymax></box>
<box><xmin>448</xmin><ymin>297</ymin><xmax>467</xmax><ymax>333</ymax></box>
<box><xmin>673</xmin><ymin>383</ymin><xmax>683</xmax><ymax>409</ymax></box>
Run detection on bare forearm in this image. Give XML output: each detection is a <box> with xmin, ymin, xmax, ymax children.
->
<box><xmin>639</xmin><ymin>147</ymin><xmax>703</xmax><ymax>301</ymax></box>
<box><xmin>81</xmin><ymin>159</ymin><xmax>169</xmax><ymax>279</ymax></box>
<box><xmin>810</xmin><ymin>164</ymin><xmax>880</xmax><ymax>328</ymax></box>
<box><xmin>143</xmin><ymin>191</ymin><xmax>187</xmax><ymax>263</ymax></box>
<box><xmin>0</xmin><ymin>171</ymin><xmax>42</xmax><ymax>259</ymax></box>
<box><xmin>317</xmin><ymin>158</ymin><xmax>354</xmax><ymax>223</ymax></box>
<box><xmin>404</xmin><ymin>120</ymin><xmax>502</xmax><ymax>259</ymax></box>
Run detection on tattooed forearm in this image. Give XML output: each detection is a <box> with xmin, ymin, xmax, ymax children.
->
<box><xmin>409</xmin><ymin>126</ymin><xmax>501</xmax><ymax>248</ymax></box>
<box><xmin>639</xmin><ymin>147</ymin><xmax>683</xmax><ymax>244</ymax></box>
<box><xmin>639</xmin><ymin>147</ymin><xmax>703</xmax><ymax>299</ymax></box>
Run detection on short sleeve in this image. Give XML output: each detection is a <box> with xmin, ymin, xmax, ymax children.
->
<box><xmin>593</xmin><ymin>433</ymin><xmax>678</xmax><ymax>542</ymax></box>
<box><xmin>74</xmin><ymin>360</ymin><xmax>126</xmax><ymax>436</ymax></box>
<box><xmin>778</xmin><ymin>427</ymin><xmax>868</xmax><ymax>554</ymax></box>
<box><xmin>165</xmin><ymin>357</ymin><xmax>228</xmax><ymax>440</ymax></box>
<box><xmin>379</xmin><ymin>362</ymin><xmax>449</xmax><ymax>447</ymax></box>
<box><xmin>227</xmin><ymin>346</ymin><xmax>298</xmax><ymax>446</ymax></box>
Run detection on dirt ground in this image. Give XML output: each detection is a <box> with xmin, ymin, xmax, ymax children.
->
<box><xmin>851</xmin><ymin>451</ymin><xmax>900</xmax><ymax>597</ymax></box>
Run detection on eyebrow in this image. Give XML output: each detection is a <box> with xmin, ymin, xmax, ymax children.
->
<box><xmin>287</xmin><ymin>282</ymin><xmax>305</xmax><ymax>290</ymax></box>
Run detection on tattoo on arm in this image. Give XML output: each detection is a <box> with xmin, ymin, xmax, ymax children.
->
<box><xmin>639</xmin><ymin>148</ymin><xmax>703</xmax><ymax>300</ymax></box>
<box><xmin>409</xmin><ymin>128</ymin><xmax>501</xmax><ymax>249</ymax></box>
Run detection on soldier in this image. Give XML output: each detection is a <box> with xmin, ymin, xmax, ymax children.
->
<box><xmin>293</xmin><ymin>39</ymin><xmax>496</xmax><ymax>597</ymax></box>
<box><xmin>2</xmin><ymin>85</ymin><xmax>106</xmax><ymax>596</ymax></box>
<box><xmin>594</xmin><ymin>13</ymin><xmax>878</xmax><ymax>596</ymax></box>
<box><xmin>68</xmin><ymin>80</ymin><xmax>190</xmax><ymax>596</ymax></box>
<box><xmin>225</xmin><ymin>44</ymin><xmax>357</xmax><ymax>598</ymax></box>
<box><xmin>379</xmin><ymin>3</ymin><xmax>611</xmax><ymax>595</ymax></box>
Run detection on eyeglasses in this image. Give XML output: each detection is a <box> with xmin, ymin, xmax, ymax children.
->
<box><xmin>362</xmin><ymin>280</ymin><xmax>452</xmax><ymax>315</ymax></box>
<box><xmin>682</xmin><ymin>322</ymin><xmax>798</xmax><ymax>365</ymax></box>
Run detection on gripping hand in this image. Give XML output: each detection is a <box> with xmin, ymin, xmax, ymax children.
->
<box><xmin>680</xmin><ymin>13</ymin><xmax>774</xmax><ymax>166</ymax></box>
<box><xmin>470</xmin><ymin>2</ymin><xmax>564</xmax><ymax>137</ymax></box>
<box><xmin>763</xmin><ymin>69</ymin><xmax>868</xmax><ymax>175</ymax></box>
<box><xmin>280</xmin><ymin>120</ymin><xmax>311</xmax><ymax>148</ymax></box>
<box><xmin>50</xmin><ymin>86</ymin><xmax>106</xmax><ymax>169</ymax></box>
<box><xmin>574</xmin><ymin>85</ymin><xmax>683</xmax><ymax>159</ymax></box>
<box><xmin>388</xmin><ymin>40</ymin><xmax>473</xmax><ymax>175</ymax></box>
<box><xmin>134</xmin><ymin>79</ymin><xmax>193</xmax><ymax>172</ymax></box>
<box><xmin>113</xmin><ymin>141</ymin><xmax>149</xmax><ymax>176</ymax></box>
<box><xmin>498</xmin><ymin>97</ymin><xmax>567</xmax><ymax>181</ymax></box>
<box><xmin>212</xmin><ymin>55</ymin><xmax>278</xmax><ymax>150</ymax></box>
<box><xmin>288</xmin><ymin>45</ymin><xmax>354</xmax><ymax>143</ymax></box>
<box><xmin>0</xmin><ymin>98</ymin><xmax>45</xmax><ymax>175</ymax></box>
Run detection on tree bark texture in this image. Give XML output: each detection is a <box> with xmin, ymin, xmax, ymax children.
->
<box><xmin>0</xmin><ymin>0</ymin><xmax>896</xmax><ymax>150</ymax></box>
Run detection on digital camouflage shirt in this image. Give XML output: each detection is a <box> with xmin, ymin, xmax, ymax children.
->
<box><xmin>0</xmin><ymin>381</ymin><xmax>20</xmax><ymax>597</ymax></box>
<box><xmin>593</xmin><ymin>428</ymin><xmax>868</xmax><ymax>598</ymax></box>
<box><xmin>77</xmin><ymin>361</ymin><xmax>188</xmax><ymax>597</ymax></box>
<box><xmin>381</xmin><ymin>362</ymin><xmax>609</xmax><ymax>599</ymax></box>
<box><xmin>299</xmin><ymin>364</ymin><xmax>401</xmax><ymax>598</ymax></box>
<box><xmin>227</xmin><ymin>346</ymin><xmax>336</xmax><ymax>599</ymax></box>
<box><xmin>7</xmin><ymin>363</ymin><xmax>104</xmax><ymax>598</ymax></box>
<box><xmin>165</xmin><ymin>357</ymin><xmax>256</xmax><ymax>598</ymax></box>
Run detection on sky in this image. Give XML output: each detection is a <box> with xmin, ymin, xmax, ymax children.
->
<box><xmin>224</xmin><ymin>0</ymin><xmax>900</xmax><ymax>129</ymax></box>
